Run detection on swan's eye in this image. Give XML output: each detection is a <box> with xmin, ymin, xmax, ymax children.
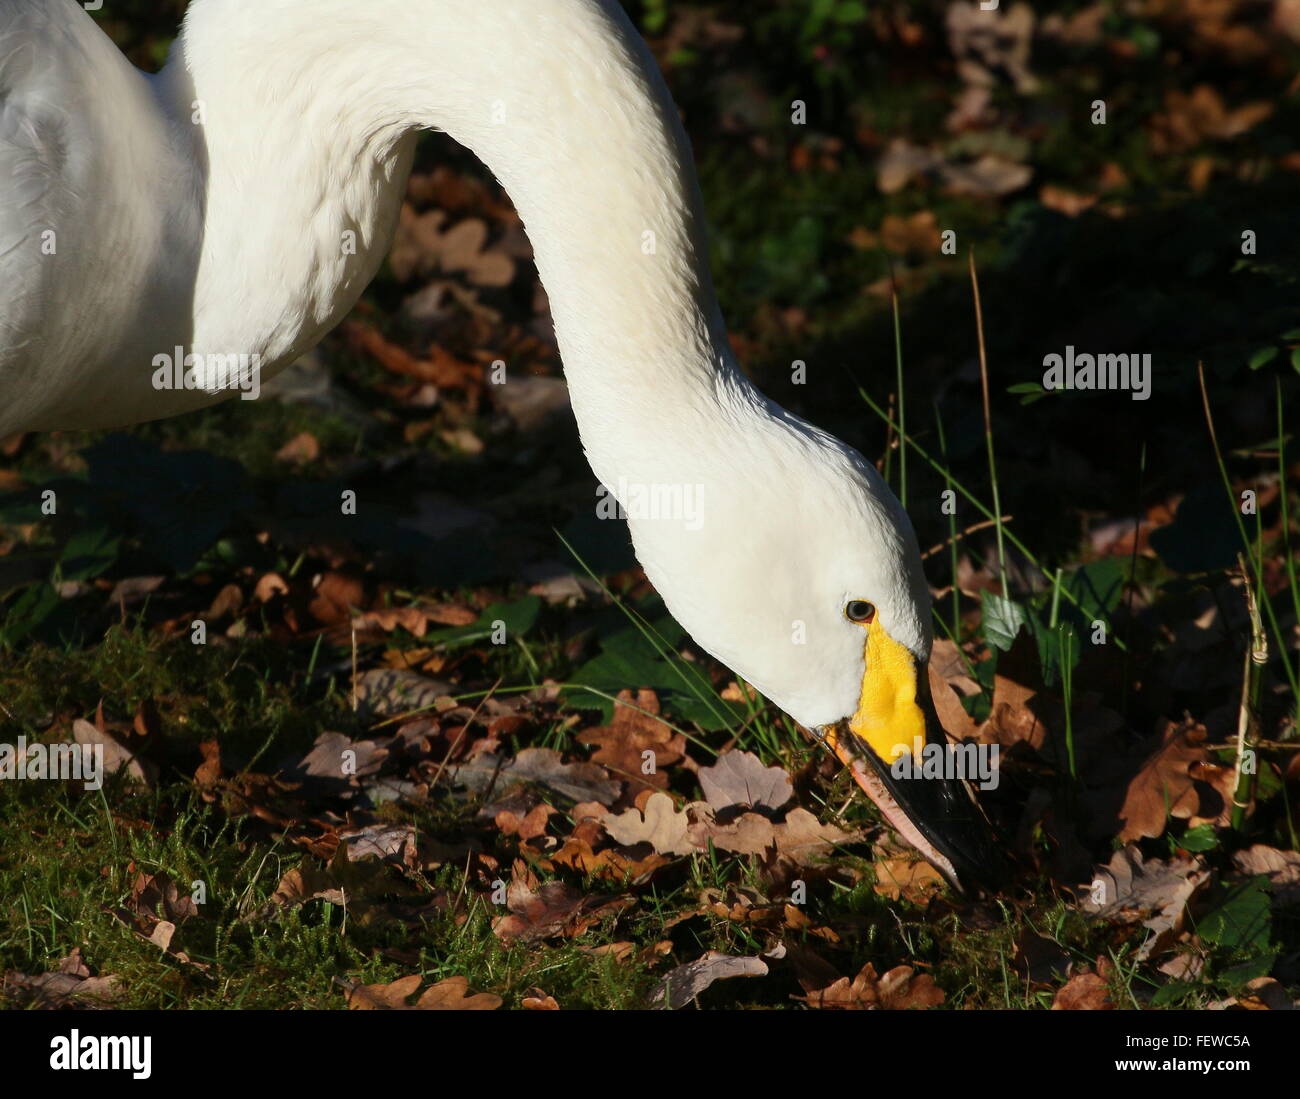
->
<box><xmin>845</xmin><ymin>600</ymin><xmax>876</xmax><ymax>624</ymax></box>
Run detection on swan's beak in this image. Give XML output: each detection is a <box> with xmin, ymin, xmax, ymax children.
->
<box><xmin>815</xmin><ymin>630</ymin><xmax>1008</xmax><ymax>894</ymax></box>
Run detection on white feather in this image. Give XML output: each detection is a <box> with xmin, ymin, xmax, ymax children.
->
<box><xmin>0</xmin><ymin>0</ymin><xmax>931</xmax><ymax>729</ymax></box>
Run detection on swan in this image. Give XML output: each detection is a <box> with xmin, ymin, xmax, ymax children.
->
<box><xmin>0</xmin><ymin>0</ymin><xmax>1003</xmax><ymax>889</ymax></box>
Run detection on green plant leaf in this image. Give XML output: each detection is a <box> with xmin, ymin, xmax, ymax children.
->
<box><xmin>1176</xmin><ymin>824</ymin><xmax>1218</xmax><ymax>852</ymax></box>
<box><xmin>980</xmin><ymin>591</ymin><xmax>1029</xmax><ymax>652</ymax></box>
<box><xmin>1248</xmin><ymin>346</ymin><xmax>1279</xmax><ymax>370</ymax></box>
<box><xmin>423</xmin><ymin>595</ymin><xmax>541</xmax><ymax>647</ymax></box>
<box><xmin>57</xmin><ymin>526</ymin><xmax>122</xmax><ymax>583</ymax></box>
<box><xmin>1200</xmin><ymin>878</ymin><xmax>1272</xmax><ymax>956</ymax></box>
<box><xmin>567</xmin><ymin>616</ymin><xmax>741</xmax><ymax>731</ymax></box>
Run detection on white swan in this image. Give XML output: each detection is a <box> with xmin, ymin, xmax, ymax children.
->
<box><xmin>0</xmin><ymin>0</ymin><xmax>1002</xmax><ymax>888</ymax></box>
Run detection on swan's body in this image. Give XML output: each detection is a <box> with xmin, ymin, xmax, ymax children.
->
<box><xmin>0</xmin><ymin>0</ymin><xmax>1001</xmax><ymax>887</ymax></box>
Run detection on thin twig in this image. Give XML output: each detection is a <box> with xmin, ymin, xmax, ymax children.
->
<box><xmin>890</xmin><ymin>266</ymin><xmax>907</xmax><ymax>509</ymax></box>
<box><xmin>429</xmin><ymin>676</ymin><xmax>502</xmax><ymax>793</ymax></box>
<box><xmin>1231</xmin><ymin>556</ymin><xmax>1268</xmax><ymax>827</ymax></box>
<box><xmin>350</xmin><ymin>626</ymin><xmax>358</xmax><ymax>713</ymax></box>
<box><xmin>1198</xmin><ymin>362</ymin><xmax>1298</xmax><ymax>699</ymax></box>
<box><xmin>968</xmin><ymin>248</ymin><xmax>1006</xmax><ymax>589</ymax></box>
<box><xmin>919</xmin><ymin>514</ymin><xmax>1014</xmax><ymax>560</ymax></box>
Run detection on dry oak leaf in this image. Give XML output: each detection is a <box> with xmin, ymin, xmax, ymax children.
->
<box><xmin>1158</xmin><ymin>951</ymin><xmax>1204</xmax><ymax>982</ymax></box>
<box><xmin>72</xmin><ymin>719</ymin><xmax>157</xmax><ymax>789</ymax></box>
<box><xmin>492</xmin><ymin>860</ymin><xmax>631</xmax><ymax>942</ymax></box>
<box><xmin>340</xmin><ymin>823</ymin><xmax>419</xmax><ymax>865</ymax></box>
<box><xmin>1079</xmin><ymin>846</ymin><xmax>1209</xmax><ymax>961</ymax></box>
<box><xmin>3</xmin><ymin>950</ymin><xmax>122</xmax><ymax>1009</ymax></box>
<box><xmin>599</xmin><ymin>792</ymin><xmax>697</xmax><ymax>856</ymax></box>
<box><xmin>577</xmin><ymin>689</ymin><xmax>685</xmax><ymax>791</ymax></box>
<box><xmin>873</xmin><ymin>856</ymin><xmax>946</xmax><ymax>903</ymax></box>
<box><xmin>766</xmin><ymin>808</ymin><xmax>859</xmax><ymax>863</ymax></box>
<box><xmin>1117</xmin><ymin>719</ymin><xmax>1232</xmax><ymax>842</ymax></box>
<box><xmin>1052</xmin><ymin>961</ymin><xmax>1114</xmax><ymax>1010</ymax></box>
<box><xmin>697</xmin><ymin>750</ymin><xmax>793</xmax><ymax>813</ymax></box>
<box><xmin>353</xmin><ymin>668</ymin><xmax>455</xmax><ymax>720</ymax></box>
<box><xmin>1149</xmin><ymin>86</ymin><xmax>1273</xmax><ymax>154</ymax></box>
<box><xmin>502</xmin><ymin>747</ymin><xmax>624</xmax><ymax>804</ymax></box>
<box><xmin>601</xmin><ymin>793</ymin><xmax>855</xmax><ymax>863</ymax></box>
<box><xmin>352</xmin><ymin>602</ymin><xmax>478</xmax><ymax>638</ymax></box>
<box><xmin>495</xmin><ymin>804</ymin><xmax>557</xmax><ymax>842</ymax></box>
<box><xmin>946</xmin><ymin>0</ymin><xmax>1039</xmax><ymax>94</ymax></box>
<box><xmin>389</xmin><ymin>206</ymin><xmax>515</xmax><ymax>286</ymax></box>
<box><xmin>798</xmin><ymin>963</ymin><xmax>945</xmax><ymax>1010</ymax></box>
<box><xmin>259</xmin><ymin>843</ymin><xmax>421</xmax><ymax>921</ymax></box>
<box><xmin>348</xmin><ymin>974</ymin><xmax>501</xmax><ymax>1010</ymax></box>
<box><xmin>928</xmin><ymin>664</ymin><xmax>980</xmax><ymax>742</ymax></box>
<box><xmin>205</xmin><ymin>583</ymin><xmax>243</xmax><ymax>621</ymax></box>
<box><xmin>929</xmin><ymin>638</ymin><xmax>980</xmax><ymax>697</ymax></box>
<box><xmin>649</xmin><ymin>951</ymin><xmax>769</xmax><ymax>1010</ymax></box>
<box><xmin>690</xmin><ymin>810</ymin><xmax>778</xmax><ymax>855</ymax></box>
<box><xmin>879</xmin><ymin>210</ymin><xmax>942</xmax><ymax>256</ymax></box>
<box><xmin>1234</xmin><ymin>978</ymin><xmax>1296</xmax><ymax>1011</ymax></box>
<box><xmin>1039</xmin><ymin>185</ymin><xmax>1098</xmax><ymax>218</ymax></box>
<box><xmin>550</xmin><ymin>837</ymin><xmax>668</xmax><ymax>882</ymax></box>
<box><xmin>521</xmin><ymin>989</ymin><xmax>560</xmax><ymax>1011</ymax></box>
<box><xmin>129</xmin><ymin>871</ymin><xmax>199</xmax><ymax>926</ymax></box>
<box><xmin>692</xmin><ymin>805</ymin><xmax>857</xmax><ymax>863</ymax></box>
<box><xmin>1231</xmin><ymin>845</ymin><xmax>1300</xmax><ymax>907</ymax></box>
<box><xmin>285</xmin><ymin>730</ymin><xmax>388</xmax><ymax>787</ymax></box>
<box><xmin>981</xmin><ymin>669</ymin><xmax>1051</xmax><ymax>750</ymax></box>
<box><xmin>450</xmin><ymin>747</ymin><xmax>622</xmax><ymax>805</ymax></box>
<box><xmin>194</xmin><ymin>739</ymin><xmax>223</xmax><ymax>788</ymax></box>
<box><xmin>942</xmin><ymin>155</ymin><xmax>1032</xmax><ymax>198</ymax></box>
<box><xmin>308</xmin><ymin>570</ymin><xmax>366</xmax><ymax>628</ymax></box>
<box><xmin>580</xmin><ymin>941</ymin><xmax>637</xmax><ymax>963</ymax></box>
<box><xmin>877</xmin><ymin>139</ymin><xmax>943</xmax><ymax>194</ymax></box>
<box><xmin>111</xmin><ymin>872</ymin><xmax>201</xmax><ymax>964</ymax></box>
<box><xmin>253</xmin><ymin>571</ymin><xmax>290</xmax><ymax>603</ymax></box>
<box><xmin>274</xmin><ymin>431</ymin><xmax>320</xmax><ymax>465</ymax></box>
<box><xmin>342</xmin><ymin>318</ymin><xmax>483</xmax><ymax>390</ymax></box>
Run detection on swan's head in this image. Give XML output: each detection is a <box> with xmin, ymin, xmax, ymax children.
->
<box><xmin>622</xmin><ymin>406</ymin><xmax>1004</xmax><ymax>891</ymax></box>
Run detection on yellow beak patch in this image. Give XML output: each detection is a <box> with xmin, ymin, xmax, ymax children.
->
<box><xmin>846</xmin><ymin>619</ymin><xmax>926</xmax><ymax>764</ymax></box>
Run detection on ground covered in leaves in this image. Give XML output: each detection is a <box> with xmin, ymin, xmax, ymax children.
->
<box><xmin>1</xmin><ymin>0</ymin><xmax>1298</xmax><ymax>1010</ymax></box>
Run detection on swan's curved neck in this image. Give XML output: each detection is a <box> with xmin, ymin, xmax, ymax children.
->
<box><xmin>175</xmin><ymin>0</ymin><xmax>746</xmax><ymax>486</ymax></box>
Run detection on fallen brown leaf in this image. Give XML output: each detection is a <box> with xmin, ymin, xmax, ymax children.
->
<box><xmin>649</xmin><ymin>951</ymin><xmax>769</xmax><ymax>1009</ymax></box>
<box><xmin>873</xmin><ymin>856</ymin><xmax>946</xmax><ymax>903</ymax></box>
<box><xmin>492</xmin><ymin>860</ymin><xmax>631</xmax><ymax>942</ymax></box>
<box><xmin>577</xmin><ymin>689</ymin><xmax>685</xmax><ymax>793</ymax></box>
<box><xmin>598</xmin><ymin>792</ymin><xmax>696</xmax><ymax>856</ymax></box>
<box><xmin>2</xmin><ymin>949</ymin><xmax>121</xmax><ymax>1009</ymax></box>
<box><xmin>1079</xmin><ymin>846</ymin><xmax>1209</xmax><ymax>960</ymax></box>
<box><xmin>697</xmin><ymin>749</ymin><xmax>793</xmax><ymax>813</ymax></box>
<box><xmin>1116</xmin><ymin>720</ymin><xmax>1232</xmax><ymax>842</ymax></box>
<box><xmin>798</xmin><ymin>962</ymin><xmax>945</xmax><ymax>1010</ymax></box>
<box><xmin>1052</xmin><ymin>960</ymin><xmax>1114</xmax><ymax>1010</ymax></box>
<box><xmin>1231</xmin><ymin>845</ymin><xmax>1300</xmax><ymax>906</ymax></box>
<box><xmin>347</xmin><ymin>974</ymin><xmax>501</xmax><ymax>1010</ymax></box>
<box><xmin>72</xmin><ymin>719</ymin><xmax>157</xmax><ymax>789</ymax></box>
<box><xmin>275</xmin><ymin>432</ymin><xmax>320</xmax><ymax>465</ymax></box>
<box><xmin>521</xmin><ymin>988</ymin><xmax>560</xmax><ymax>1010</ymax></box>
